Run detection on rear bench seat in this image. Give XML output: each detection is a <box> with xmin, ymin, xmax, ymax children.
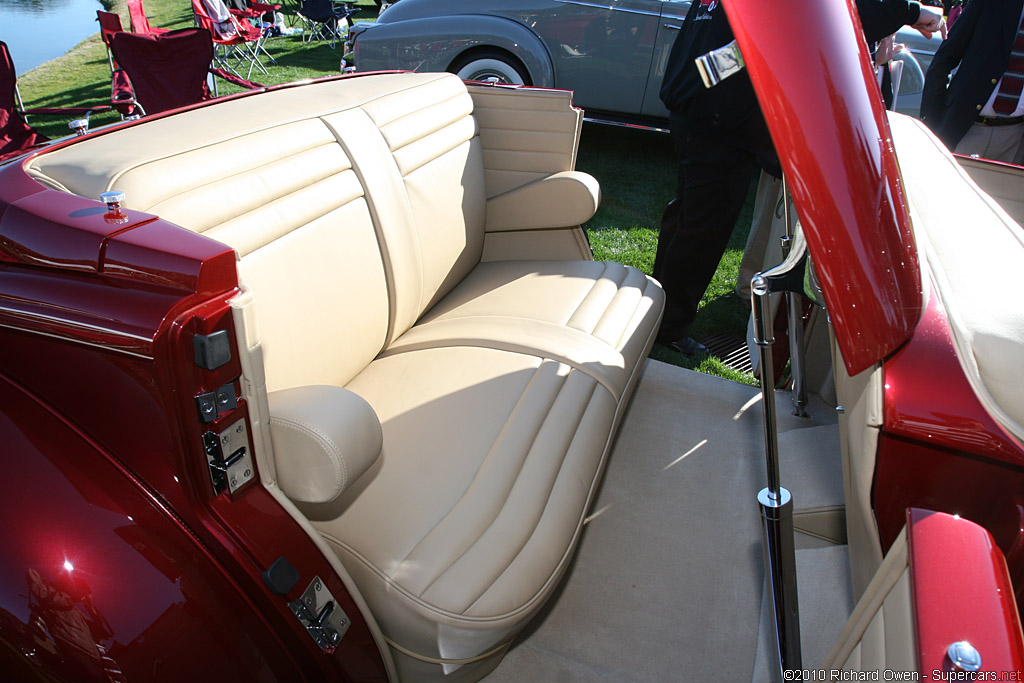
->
<box><xmin>25</xmin><ymin>72</ymin><xmax>664</xmax><ymax>680</ymax></box>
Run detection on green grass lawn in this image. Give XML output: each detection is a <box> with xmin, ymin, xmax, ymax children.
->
<box><xmin>15</xmin><ymin>0</ymin><xmax>757</xmax><ymax>384</ymax></box>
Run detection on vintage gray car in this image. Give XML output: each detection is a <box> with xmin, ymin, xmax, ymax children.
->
<box><xmin>349</xmin><ymin>0</ymin><xmax>691</xmax><ymax>126</ymax></box>
<box><xmin>348</xmin><ymin>0</ymin><xmax>933</xmax><ymax>124</ymax></box>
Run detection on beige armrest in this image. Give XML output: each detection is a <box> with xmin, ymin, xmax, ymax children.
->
<box><xmin>268</xmin><ymin>385</ymin><xmax>382</xmax><ymax>505</ymax></box>
<box><xmin>485</xmin><ymin>171</ymin><xmax>601</xmax><ymax>231</ymax></box>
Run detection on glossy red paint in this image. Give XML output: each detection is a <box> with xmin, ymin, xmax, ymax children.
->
<box><xmin>908</xmin><ymin>509</ymin><xmax>1024</xmax><ymax>676</ymax></box>
<box><xmin>875</xmin><ymin>272</ymin><xmax>1024</xmax><ymax>610</ymax></box>
<box><xmin>725</xmin><ymin>0</ymin><xmax>923</xmax><ymax>375</ymax></box>
<box><xmin>876</xmin><ymin>436</ymin><xmax>1024</xmax><ymax>613</ymax></box>
<box><xmin>0</xmin><ymin>373</ymin><xmax>300</xmax><ymax>681</ymax></box>
<box><xmin>0</xmin><ymin>156</ymin><xmax>389</xmax><ymax>677</ymax></box>
<box><xmin>884</xmin><ymin>275</ymin><xmax>1024</xmax><ymax>468</ymax></box>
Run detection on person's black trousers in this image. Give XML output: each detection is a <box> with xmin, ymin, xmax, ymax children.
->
<box><xmin>653</xmin><ymin>110</ymin><xmax>760</xmax><ymax>342</ymax></box>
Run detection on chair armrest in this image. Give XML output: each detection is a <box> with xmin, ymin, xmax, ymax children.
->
<box><xmin>485</xmin><ymin>171</ymin><xmax>601</xmax><ymax>232</ymax></box>
<box><xmin>209</xmin><ymin>67</ymin><xmax>263</xmax><ymax>90</ymax></box>
<box><xmin>109</xmin><ymin>69</ymin><xmax>139</xmax><ymax>117</ymax></box>
<box><xmin>269</xmin><ymin>385</ymin><xmax>382</xmax><ymax>505</ymax></box>
<box><xmin>22</xmin><ymin>105</ymin><xmax>113</xmax><ymax>116</ymax></box>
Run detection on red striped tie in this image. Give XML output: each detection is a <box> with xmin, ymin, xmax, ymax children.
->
<box><xmin>994</xmin><ymin>12</ymin><xmax>1024</xmax><ymax>114</ymax></box>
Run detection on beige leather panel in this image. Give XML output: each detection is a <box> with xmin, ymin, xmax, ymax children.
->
<box><xmin>468</xmin><ymin>85</ymin><xmax>583</xmax><ymax>198</ymax></box>
<box><xmin>25</xmin><ymin>74</ymin><xmax>440</xmax><ymax>198</ymax></box>
<box><xmin>481</xmin><ymin>227</ymin><xmax>593</xmax><ymax>262</ymax></box>
<box><xmin>382</xmin><ymin>316</ymin><xmax>628</xmax><ymax>400</ymax></box>
<box><xmin>359</xmin><ymin>73</ymin><xmax>469</xmax><ymax>130</ymax></box>
<box><xmin>390</xmin><ymin>116</ymin><xmax>479</xmax><ymax>179</ymax></box>
<box><xmin>396</xmin><ymin>260</ymin><xmax>663</xmax><ymax>396</ymax></box>
<box><xmin>269</xmin><ymin>385</ymin><xmax>383</xmax><ymax>504</ymax></box>
<box><xmin>958</xmin><ymin>155</ymin><xmax>1024</xmax><ymax>225</ymax></box>
<box><xmin>124</xmin><ymin>121</ymin><xmax>341</xmax><ymax>219</ymax></box>
<box><xmin>485</xmin><ymin>171</ymin><xmax>600</xmax><ymax>232</ymax></box>
<box><xmin>402</xmin><ymin>138</ymin><xmax>488</xmax><ymax>315</ymax></box>
<box><xmin>890</xmin><ymin>114</ymin><xmax>1024</xmax><ymax>443</ymax></box>
<box><xmin>832</xmin><ymin>333</ymin><xmax>885</xmax><ymax>601</ymax></box>
<box><xmin>315</xmin><ymin>346</ymin><xmax>617</xmax><ymax>660</ymax></box>
<box><xmin>319</xmin><ymin>109</ymin><xmax>423</xmax><ymax>346</ymax></box>
<box><xmin>238</xmin><ymin>197</ymin><xmax>390</xmax><ymax>391</ymax></box>
<box><xmin>825</xmin><ymin>528</ymin><xmax>916</xmax><ymax>674</ymax></box>
<box><xmin>198</xmin><ymin>162</ymin><xmax>364</xmax><ymax>258</ymax></box>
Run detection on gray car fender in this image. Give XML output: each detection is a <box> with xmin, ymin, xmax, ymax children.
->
<box><xmin>356</xmin><ymin>15</ymin><xmax>555</xmax><ymax>87</ymax></box>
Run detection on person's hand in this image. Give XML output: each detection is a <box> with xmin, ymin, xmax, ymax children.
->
<box><xmin>875</xmin><ymin>34</ymin><xmax>897</xmax><ymax>66</ymax></box>
<box><xmin>912</xmin><ymin>6</ymin><xmax>947</xmax><ymax>40</ymax></box>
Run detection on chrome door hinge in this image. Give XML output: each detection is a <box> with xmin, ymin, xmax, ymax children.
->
<box><xmin>289</xmin><ymin>576</ymin><xmax>351</xmax><ymax>652</ymax></box>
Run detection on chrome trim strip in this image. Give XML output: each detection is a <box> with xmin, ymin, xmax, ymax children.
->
<box><xmin>582</xmin><ymin>116</ymin><xmax>670</xmax><ymax>134</ymax></box>
<box><xmin>555</xmin><ymin>0</ymin><xmax>661</xmax><ymax>18</ymax></box>
<box><xmin>0</xmin><ymin>307</ymin><xmax>151</xmax><ymax>342</ymax></box>
<box><xmin>0</xmin><ymin>305</ymin><xmax>155</xmax><ymax>360</ymax></box>
<box><xmin>0</xmin><ymin>322</ymin><xmax>153</xmax><ymax>360</ymax></box>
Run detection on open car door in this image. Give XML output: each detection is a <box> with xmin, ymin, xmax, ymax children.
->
<box><xmin>828</xmin><ymin>508</ymin><xmax>1024</xmax><ymax>677</ymax></box>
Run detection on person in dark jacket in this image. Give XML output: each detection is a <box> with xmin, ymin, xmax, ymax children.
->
<box><xmin>856</xmin><ymin>0</ymin><xmax>945</xmax><ymax>107</ymax></box>
<box><xmin>920</xmin><ymin>0</ymin><xmax>1024</xmax><ymax>164</ymax></box>
<box><xmin>652</xmin><ymin>0</ymin><xmax>777</xmax><ymax>356</ymax></box>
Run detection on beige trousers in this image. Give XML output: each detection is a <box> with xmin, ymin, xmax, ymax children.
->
<box><xmin>954</xmin><ymin>122</ymin><xmax>1024</xmax><ymax>165</ymax></box>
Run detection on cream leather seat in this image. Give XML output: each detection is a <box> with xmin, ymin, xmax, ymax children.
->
<box><xmin>25</xmin><ymin>72</ymin><xmax>664</xmax><ymax>681</ymax></box>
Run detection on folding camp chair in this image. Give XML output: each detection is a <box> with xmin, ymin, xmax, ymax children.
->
<box><xmin>223</xmin><ymin>0</ymin><xmax>282</xmax><ymax>28</ymax></box>
<box><xmin>193</xmin><ymin>0</ymin><xmax>276</xmax><ymax>79</ymax></box>
<box><xmin>297</xmin><ymin>0</ymin><xmax>357</xmax><ymax>49</ymax></box>
<box><xmin>96</xmin><ymin>10</ymin><xmax>126</xmax><ymax>74</ymax></box>
<box><xmin>108</xmin><ymin>28</ymin><xmax>262</xmax><ymax>117</ymax></box>
<box><xmin>0</xmin><ymin>41</ymin><xmax>113</xmax><ymax>161</ymax></box>
<box><xmin>127</xmin><ymin>0</ymin><xmax>171</xmax><ymax>37</ymax></box>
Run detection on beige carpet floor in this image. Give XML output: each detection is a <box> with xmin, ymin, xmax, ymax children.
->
<box><xmin>487</xmin><ymin>359</ymin><xmax>847</xmax><ymax>682</ymax></box>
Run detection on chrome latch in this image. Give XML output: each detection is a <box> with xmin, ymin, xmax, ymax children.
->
<box><xmin>696</xmin><ymin>39</ymin><xmax>745</xmax><ymax>88</ymax></box>
<box><xmin>202</xmin><ymin>419</ymin><xmax>254</xmax><ymax>495</ymax></box>
<box><xmin>289</xmin><ymin>576</ymin><xmax>350</xmax><ymax>652</ymax></box>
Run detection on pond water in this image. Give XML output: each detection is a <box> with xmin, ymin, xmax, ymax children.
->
<box><xmin>1</xmin><ymin>0</ymin><xmax>106</xmax><ymax>75</ymax></box>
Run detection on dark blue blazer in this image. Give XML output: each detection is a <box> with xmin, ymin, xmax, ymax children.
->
<box><xmin>921</xmin><ymin>0</ymin><xmax>1024</xmax><ymax>149</ymax></box>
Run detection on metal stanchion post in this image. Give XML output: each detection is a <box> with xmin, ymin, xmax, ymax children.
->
<box><xmin>752</xmin><ymin>273</ymin><xmax>802</xmax><ymax>681</ymax></box>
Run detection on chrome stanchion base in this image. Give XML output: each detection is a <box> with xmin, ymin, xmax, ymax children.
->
<box><xmin>759</xmin><ymin>486</ymin><xmax>802</xmax><ymax>682</ymax></box>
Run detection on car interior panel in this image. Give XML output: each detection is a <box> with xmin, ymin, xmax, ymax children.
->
<box><xmin>6</xmin><ymin>0</ymin><xmax>1024</xmax><ymax>678</ymax></box>
<box><xmin>22</xmin><ymin>72</ymin><xmax>662</xmax><ymax>680</ymax></box>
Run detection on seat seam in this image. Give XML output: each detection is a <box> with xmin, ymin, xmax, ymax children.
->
<box><xmin>432</xmin><ymin>375</ymin><xmax>598</xmax><ymax>608</ymax></box>
<box><xmin>463</xmin><ymin>376</ymin><xmax>600</xmax><ymax>613</ymax></box>
<box><xmin>397</xmin><ymin>361</ymin><xmax>565</xmax><ymax>586</ymax></box>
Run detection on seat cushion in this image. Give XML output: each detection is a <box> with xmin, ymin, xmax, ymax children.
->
<box><xmin>307</xmin><ymin>259</ymin><xmax>662</xmax><ymax>663</ymax></box>
<box><xmin>384</xmin><ymin>259</ymin><xmax>663</xmax><ymax>400</ymax></box>
<box><xmin>314</xmin><ymin>347</ymin><xmax>618</xmax><ymax>661</ymax></box>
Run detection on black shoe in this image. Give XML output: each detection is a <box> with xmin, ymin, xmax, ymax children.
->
<box><xmin>661</xmin><ymin>336</ymin><xmax>708</xmax><ymax>356</ymax></box>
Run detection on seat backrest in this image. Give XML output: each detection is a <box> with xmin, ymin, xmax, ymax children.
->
<box><xmin>127</xmin><ymin>0</ymin><xmax>155</xmax><ymax>34</ymax></box>
<box><xmin>300</xmin><ymin>0</ymin><xmax>336</xmax><ymax>22</ymax></box>
<box><xmin>96</xmin><ymin>10</ymin><xmax>125</xmax><ymax>74</ymax></box>
<box><xmin>0</xmin><ymin>41</ymin><xmax>46</xmax><ymax>161</ymax></box>
<box><xmin>109</xmin><ymin>29</ymin><xmax>214</xmax><ymax>115</ymax></box>
<box><xmin>96</xmin><ymin>10</ymin><xmax>125</xmax><ymax>46</ymax></box>
<box><xmin>23</xmin><ymin>74</ymin><xmax>487</xmax><ymax>390</ymax></box>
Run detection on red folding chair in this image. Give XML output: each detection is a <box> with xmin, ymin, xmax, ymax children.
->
<box><xmin>108</xmin><ymin>28</ymin><xmax>262</xmax><ymax>117</ymax></box>
<box><xmin>193</xmin><ymin>0</ymin><xmax>276</xmax><ymax>80</ymax></box>
<box><xmin>127</xmin><ymin>0</ymin><xmax>171</xmax><ymax>37</ymax></box>
<box><xmin>96</xmin><ymin>10</ymin><xmax>125</xmax><ymax>73</ymax></box>
<box><xmin>1</xmin><ymin>41</ymin><xmax>113</xmax><ymax>161</ymax></box>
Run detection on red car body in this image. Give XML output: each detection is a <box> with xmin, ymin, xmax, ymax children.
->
<box><xmin>1</xmin><ymin>0</ymin><xmax>1022</xmax><ymax>679</ymax></box>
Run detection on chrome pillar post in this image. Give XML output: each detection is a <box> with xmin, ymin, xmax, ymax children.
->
<box><xmin>779</xmin><ymin>176</ymin><xmax>808</xmax><ymax>417</ymax></box>
<box><xmin>752</xmin><ymin>273</ymin><xmax>802</xmax><ymax>681</ymax></box>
